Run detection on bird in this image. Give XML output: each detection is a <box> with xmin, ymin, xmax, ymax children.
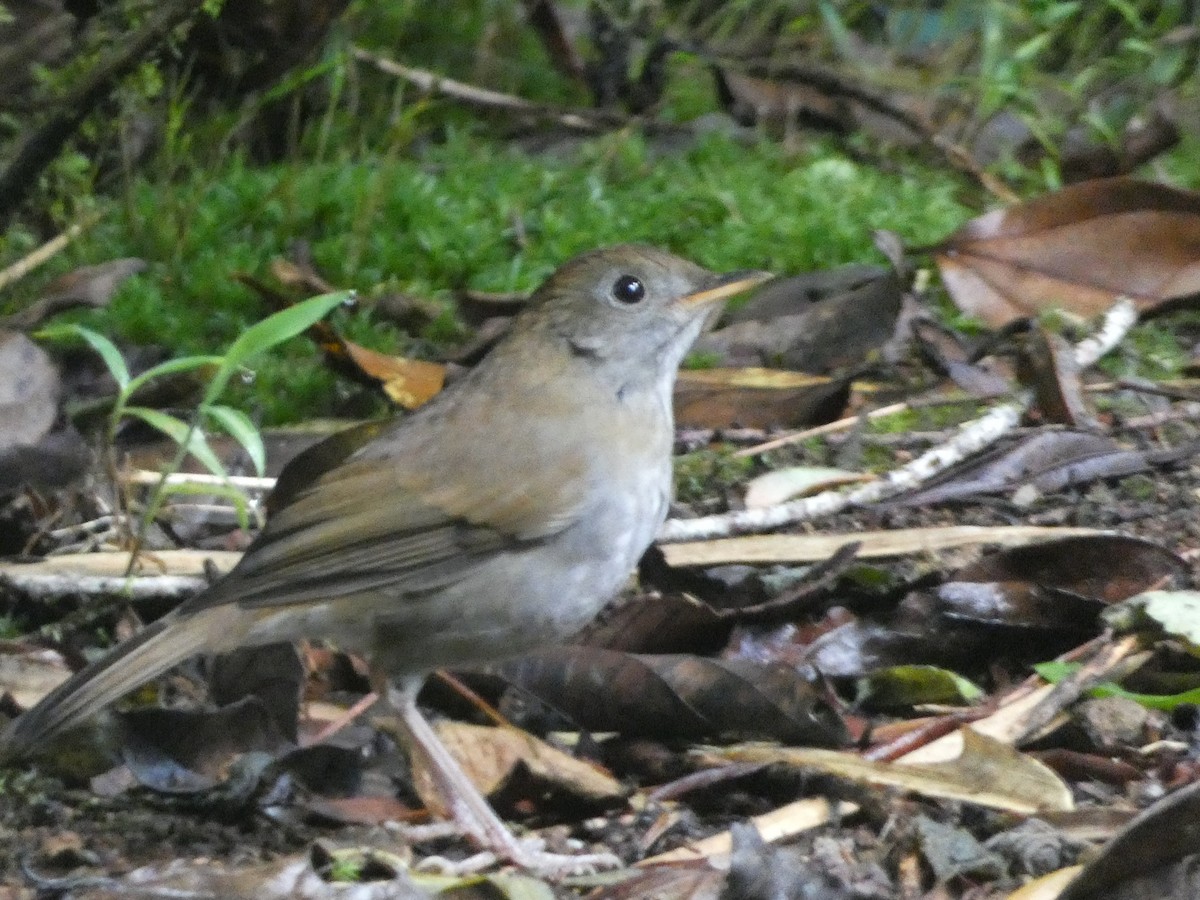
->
<box><xmin>0</xmin><ymin>244</ymin><xmax>770</xmax><ymax>873</ymax></box>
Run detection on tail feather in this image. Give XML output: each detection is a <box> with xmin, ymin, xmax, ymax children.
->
<box><xmin>0</xmin><ymin>606</ymin><xmax>234</xmax><ymax>764</ymax></box>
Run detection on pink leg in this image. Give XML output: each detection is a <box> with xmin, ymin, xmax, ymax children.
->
<box><xmin>378</xmin><ymin>674</ymin><xmax>621</xmax><ymax>876</ymax></box>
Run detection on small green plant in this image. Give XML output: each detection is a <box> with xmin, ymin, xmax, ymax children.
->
<box><xmin>39</xmin><ymin>290</ymin><xmax>352</xmax><ymax>551</ymax></box>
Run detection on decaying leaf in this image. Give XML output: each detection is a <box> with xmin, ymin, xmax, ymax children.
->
<box><xmin>743</xmin><ymin>466</ymin><xmax>872</xmax><ymax>509</ymax></box>
<box><xmin>695</xmin><ymin>265</ymin><xmax>903</xmax><ymax>372</ymax></box>
<box><xmin>931</xmin><ymin>177</ymin><xmax>1200</xmax><ymax>326</ymax></box>
<box><xmin>952</xmin><ymin>535</ymin><xmax>1187</xmax><ymax>607</ymax></box>
<box><xmin>338</xmin><ymin>339</ymin><xmax>445</xmax><ymax>409</ymax></box>
<box><xmin>673</xmin><ymin>367</ymin><xmax>849</xmax><ymax>429</ymax></box>
<box><xmin>857</xmin><ymin>665</ymin><xmax>983</xmax><ymax>710</ymax></box>
<box><xmin>411</xmin><ymin>720</ymin><xmax>624</xmax><ymax>818</ymax></box>
<box><xmin>0</xmin><ymin>258</ymin><xmax>146</xmax><ymax>330</ymax></box>
<box><xmin>1017</xmin><ymin>326</ymin><xmax>1099</xmax><ymax>427</ymax></box>
<box><xmin>589</xmin><ymin>860</ymin><xmax>724</xmax><ymax>899</ymax></box>
<box><xmin>1104</xmin><ymin>590</ymin><xmax>1200</xmax><ymax>654</ymax></box>
<box><xmin>492</xmin><ymin>646</ymin><xmax>849</xmax><ymax>746</ymax></box>
<box><xmin>720</xmin><ymin>727</ymin><xmax>1074</xmax><ymax>814</ymax></box>
<box><xmin>0</xmin><ymin>642</ymin><xmax>72</xmax><ymax>711</ymax></box>
<box><xmin>1058</xmin><ymin>778</ymin><xmax>1200</xmax><ymax>900</ymax></box>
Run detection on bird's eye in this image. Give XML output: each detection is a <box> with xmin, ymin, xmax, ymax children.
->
<box><xmin>611</xmin><ymin>275</ymin><xmax>646</xmax><ymax>305</ymax></box>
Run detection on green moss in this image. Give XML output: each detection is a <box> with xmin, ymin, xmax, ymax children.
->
<box><xmin>675</xmin><ymin>448</ymin><xmax>756</xmax><ymax>503</ymax></box>
<box><xmin>11</xmin><ymin>128</ymin><xmax>971</xmax><ymax>424</ymax></box>
<box><xmin>1120</xmin><ymin>473</ymin><xmax>1158</xmax><ymax>502</ymax></box>
<box><xmin>869</xmin><ymin>401</ymin><xmax>978</xmax><ymax>434</ymax></box>
<box><xmin>1097</xmin><ymin>322</ymin><xmax>1190</xmax><ymax>381</ymax></box>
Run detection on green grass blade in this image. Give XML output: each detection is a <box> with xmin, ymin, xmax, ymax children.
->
<box><xmin>205</xmin><ymin>290</ymin><xmax>352</xmax><ymax>404</ymax></box>
<box><xmin>124</xmin><ymin>406</ymin><xmax>228</xmax><ymax>478</ymax></box>
<box><xmin>206</xmin><ymin>404</ymin><xmax>266</xmax><ymax>475</ymax></box>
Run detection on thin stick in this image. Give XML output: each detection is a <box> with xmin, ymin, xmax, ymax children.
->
<box><xmin>0</xmin><ymin>212</ymin><xmax>102</xmax><ymax>293</ymax></box>
<box><xmin>733</xmin><ymin>401</ymin><xmax>909</xmax><ymax>458</ymax></box>
<box><xmin>659</xmin><ymin>298</ymin><xmax>1138</xmax><ymax>544</ymax></box>
<box><xmin>122</xmin><ymin>470</ymin><xmax>277</xmax><ymax>491</ymax></box>
<box><xmin>351</xmin><ymin>47</ymin><xmax>623</xmax><ymax>132</ymax></box>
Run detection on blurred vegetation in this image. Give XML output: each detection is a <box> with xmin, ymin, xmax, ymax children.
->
<box><xmin>0</xmin><ymin>0</ymin><xmax>1196</xmax><ymax>423</ymax></box>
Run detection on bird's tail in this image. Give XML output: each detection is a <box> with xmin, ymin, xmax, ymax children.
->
<box><xmin>0</xmin><ymin>605</ymin><xmax>236</xmax><ymax>765</ymax></box>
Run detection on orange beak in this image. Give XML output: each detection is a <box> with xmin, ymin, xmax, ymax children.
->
<box><xmin>680</xmin><ymin>270</ymin><xmax>774</xmax><ymax>307</ymax></box>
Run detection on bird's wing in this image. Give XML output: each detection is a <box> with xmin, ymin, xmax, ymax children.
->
<box><xmin>190</xmin><ymin>434</ymin><xmax>590</xmax><ymax>612</ymax></box>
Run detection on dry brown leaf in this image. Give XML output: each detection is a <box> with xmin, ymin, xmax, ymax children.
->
<box><xmin>932</xmin><ymin>177</ymin><xmax>1200</xmax><ymax>326</ymax></box>
<box><xmin>722</xmin><ymin>727</ymin><xmax>1073</xmax><ymax>814</ymax></box>
<box><xmin>0</xmin><ymin>258</ymin><xmax>145</xmax><ymax>329</ymax></box>
<box><xmin>674</xmin><ymin>367</ymin><xmax>848</xmax><ymax>429</ymax></box>
<box><xmin>0</xmin><ymin>643</ymin><xmax>71</xmax><ymax>710</ymax></box>
<box><xmin>340</xmin><ymin>340</ymin><xmax>445</xmax><ymax>409</ymax></box>
<box><xmin>411</xmin><ymin>720</ymin><xmax>624</xmax><ymax>817</ymax></box>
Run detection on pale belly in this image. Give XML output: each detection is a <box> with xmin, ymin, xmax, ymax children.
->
<box><xmin>243</xmin><ymin>460</ymin><xmax>671</xmax><ymax>676</ymax></box>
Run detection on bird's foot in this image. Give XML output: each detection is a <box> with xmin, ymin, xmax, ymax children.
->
<box><xmin>412</xmin><ymin>835</ymin><xmax>621</xmax><ymax>878</ymax></box>
<box><xmin>388</xmin><ymin>820</ymin><xmax>621</xmax><ymax>878</ymax></box>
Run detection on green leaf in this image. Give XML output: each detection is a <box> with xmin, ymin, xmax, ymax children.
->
<box><xmin>205</xmin><ymin>290</ymin><xmax>352</xmax><ymax>404</ymax></box>
<box><xmin>126</xmin><ymin>354</ymin><xmax>223</xmax><ymax>397</ymax></box>
<box><xmin>206</xmin><ymin>404</ymin><xmax>266</xmax><ymax>475</ymax></box>
<box><xmin>856</xmin><ymin>665</ymin><xmax>982</xmax><ymax>710</ymax></box>
<box><xmin>124</xmin><ymin>407</ymin><xmax>228</xmax><ymax>478</ymax></box>
<box><xmin>44</xmin><ymin>324</ymin><xmax>130</xmax><ymax>390</ymax></box>
<box><xmin>1035</xmin><ymin>661</ymin><xmax>1200</xmax><ymax>712</ymax></box>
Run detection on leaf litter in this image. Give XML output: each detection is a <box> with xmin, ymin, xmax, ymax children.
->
<box><xmin>6</xmin><ymin>181</ymin><xmax>1200</xmax><ymax>898</ymax></box>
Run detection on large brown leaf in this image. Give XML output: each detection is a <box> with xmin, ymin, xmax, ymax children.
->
<box><xmin>492</xmin><ymin>647</ymin><xmax>849</xmax><ymax>747</ymax></box>
<box><xmin>931</xmin><ymin>178</ymin><xmax>1200</xmax><ymax>326</ymax></box>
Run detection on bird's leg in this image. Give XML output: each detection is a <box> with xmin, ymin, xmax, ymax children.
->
<box><xmin>376</xmin><ymin>674</ymin><xmax>621</xmax><ymax>877</ymax></box>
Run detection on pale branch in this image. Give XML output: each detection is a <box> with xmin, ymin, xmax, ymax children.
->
<box><xmin>658</xmin><ymin>297</ymin><xmax>1139</xmax><ymax>544</ymax></box>
<box><xmin>351</xmin><ymin>47</ymin><xmax>624</xmax><ymax>133</ymax></box>
<box><xmin>0</xmin><ymin>212</ymin><xmax>101</xmax><ymax>294</ymax></box>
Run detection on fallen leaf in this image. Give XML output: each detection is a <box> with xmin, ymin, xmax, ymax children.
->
<box><xmin>412</xmin><ymin>720</ymin><xmax>624</xmax><ymax>817</ymax></box>
<box><xmin>695</xmin><ymin>265</ymin><xmax>902</xmax><ymax>372</ymax></box>
<box><xmin>1057</xmin><ymin>778</ymin><xmax>1200</xmax><ymax>900</ymax></box>
<box><xmin>1104</xmin><ymin>590</ymin><xmax>1200</xmax><ymax>654</ymax></box>
<box><xmin>857</xmin><ymin>665</ymin><xmax>983</xmax><ymax>710</ymax></box>
<box><xmin>673</xmin><ymin>367</ymin><xmax>849</xmax><ymax>429</ymax></box>
<box><xmin>0</xmin><ymin>258</ymin><xmax>146</xmax><ymax>329</ymax></box>
<box><xmin>721</xmin><ymin>727</ymin><xmax>1074</xmax><ymax>814</ymax></box>
<box><xmin>339</xmin><ymin>340</ymin><xmax>445</xmax><ymax>409</ymax></box>
<box><xmin>743</xmin><ymin>466</ymin><xmax>872</xmax><ymax>509</ymax></box>
<box><xmin>492</xmin><ymin>647</ymin><xmax>848</xmax><ymax>746</ymax></box>
<box><xmin>931</xmin><ymin>177</ymin><xmax>1200</xmax><ymax>326</ymax></box>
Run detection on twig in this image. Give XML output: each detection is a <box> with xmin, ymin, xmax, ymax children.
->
<box><xmin>1</xmin><ymin>572</ymin><xmax>210</xmax><ymax>601</ymax></box>
<box><xmin>122</xmin><ymin>470</ymin><xmax>277</xmax><ymax>491</ymax></box>
<box><xmin>659</xmin><ymin>401</ymin><xmax>1026</xmax><ymax>542</ymax></box>
<box><xmin>351</xmin><ymin>46</ymin><xmax>624</xmax><ymax>132</ymax></box>
<box><xmin>728</xmin><ymin>58</ymin><xmax>1020</xmax><ymax>203</ymax></box>
<box><xmin>733</xmin><ymin>401</ymin><xmax>909</xmax><ymax>458</ymax></box>
<box><xmin>0</xmin><ymin>211</ymin><xmax>103</xmax><ymax>293</ymax></box>
<box><xmin>659</xmin><ymin>297</ymin><xmax>1138</xmax><ymax>543</ymax></box>
<box><xmin>1014</xmin><ymin>635</ymin><xmax>1143</xmax><ymax>745</ymax></box>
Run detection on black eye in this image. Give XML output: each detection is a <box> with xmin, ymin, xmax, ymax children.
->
<box><xmin>612</xmin><ymin>275</ymin><xmax>646</xmax><ymax>305</ymax></box>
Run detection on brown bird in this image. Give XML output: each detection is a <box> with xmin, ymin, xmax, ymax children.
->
<box><xmin>0</xmin><ymin>245</ymin><xmax>769</xmax><ymax>872</ymax></box>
